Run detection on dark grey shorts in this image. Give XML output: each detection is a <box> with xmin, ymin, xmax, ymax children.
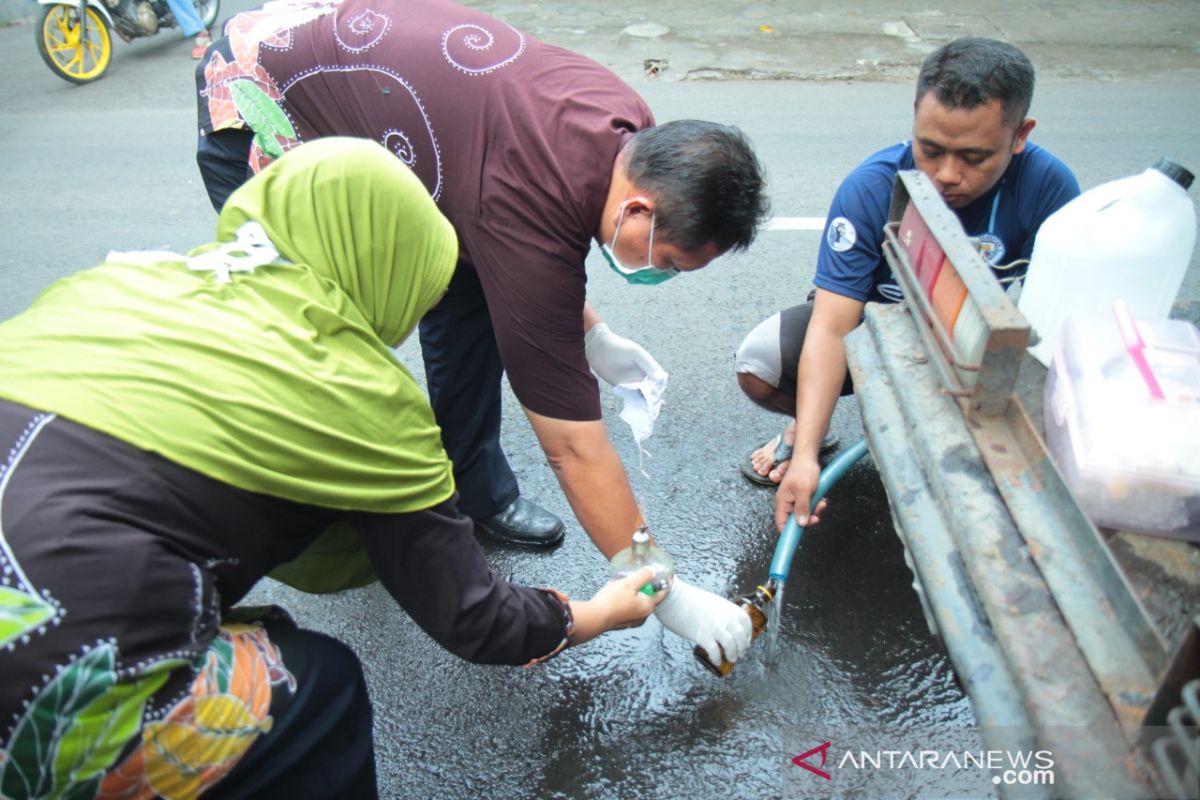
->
<box><xmin>734</xmin><ymin>300</ymin><xmax>854</xmax><ymax>398</ymax></box>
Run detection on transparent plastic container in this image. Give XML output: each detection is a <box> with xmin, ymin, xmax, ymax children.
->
<box><xmin>1044</xmin><ymin>305</ymin><xmax>1200</xmax><ymax>540</ymax></box>
<box><xmin>1020</xmin><ymin>158</ymin><xmax>1196</xmax><ymax>366</ymax></box>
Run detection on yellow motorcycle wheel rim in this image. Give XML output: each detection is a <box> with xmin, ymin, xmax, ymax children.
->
<box><xmin>41</xmin><ymin>5</ymin><xmax>111</xmax><ymax>81</ymax></box>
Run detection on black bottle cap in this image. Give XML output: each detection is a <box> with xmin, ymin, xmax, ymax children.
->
<box><xmin>1152</xmin><ymin>158</ymin><xmax>1195</xmax><ymax>190</ymax></box>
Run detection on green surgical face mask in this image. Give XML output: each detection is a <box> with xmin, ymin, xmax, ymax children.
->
<box><xmin>601</xmin><ymin>203</ymin><xmax>679</xmax><ymax>285</ymax></box>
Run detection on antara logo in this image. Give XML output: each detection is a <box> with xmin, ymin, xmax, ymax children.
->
<box><xmin>792</xmin><ymin>741</ymin><xmax>833</xmax><ymax>780</ymax></box>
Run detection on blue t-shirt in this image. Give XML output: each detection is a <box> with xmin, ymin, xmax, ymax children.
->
<box><xmin>813</xmin><ymin>141</ymin><xmax>1080</xmax><ymax>304</ymax></box>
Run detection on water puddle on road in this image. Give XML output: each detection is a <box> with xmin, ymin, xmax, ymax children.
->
<box><xmin>352</xmin><ymin>462</ymin><xmax>985</xmax><ymax>798</ymax></box>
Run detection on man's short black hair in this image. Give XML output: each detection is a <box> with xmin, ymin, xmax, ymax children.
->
<box><xmin>624</xmin><ymin>120</ymin><xmax>769</xmax><ymax>254</ymax></box>
<box><xmin>916</xmin><ymin>37</ymin><xmax>1035</xmax><ymax>129</ymax></box>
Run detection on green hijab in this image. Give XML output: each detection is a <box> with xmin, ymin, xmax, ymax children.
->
<box><xmin>0</xmin><ymin>138</ymin><xmax>458</xmax><ymax>521</ymax></box>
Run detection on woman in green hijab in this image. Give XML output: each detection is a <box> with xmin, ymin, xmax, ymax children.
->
<box><xmin>0</xmin><ymin>138</ymin><xmax>661</xmax><ymax>799</ymax></box>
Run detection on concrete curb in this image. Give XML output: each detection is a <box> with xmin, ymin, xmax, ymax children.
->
<box><xmin>6</xmin><ymin>0</ymin><xmax>1198</xmax><ymax>84</ymax></box>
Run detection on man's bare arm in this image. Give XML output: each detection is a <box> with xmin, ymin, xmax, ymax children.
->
<box><xmin>775</xmin><ymin>288</ymin><xmax>864</xmax><ymax>530</ymax></box>
<box><xmin>793</xmin><ymin>288</ymin><xmax>864</xmax><ymax>458</ymax></box>
<box><xmin>522</xmin><ymin>407</ymin><xmax>640</xmax><ymax>559</ymax></box>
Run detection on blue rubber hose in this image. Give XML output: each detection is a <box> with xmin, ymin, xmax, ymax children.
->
<box><xmin>768</xmin><ymin>438</ymin><xmax>870</xmax><ymax>582</ymax></box>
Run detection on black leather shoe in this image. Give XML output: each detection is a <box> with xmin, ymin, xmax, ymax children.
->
<box><xmin>475</xmin><ymin>498</ymin><xmax>565</xmax><ymax>548</ymax></box>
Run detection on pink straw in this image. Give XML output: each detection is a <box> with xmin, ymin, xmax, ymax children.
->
<box><xmin>1113</xmin><ymin>300</ymin><xmax>1165</xmax><ymax>400</ymax></box>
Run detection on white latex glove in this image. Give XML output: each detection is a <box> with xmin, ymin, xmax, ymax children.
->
<box><xmin>584</xmin><ymin>322</ymin><xmax>667</xmax><ymax>386</ymax></box>
<box><xmin>653</xmin><ymin>576</ymin><xmax>753</xmax><ymax>664</ymax></box>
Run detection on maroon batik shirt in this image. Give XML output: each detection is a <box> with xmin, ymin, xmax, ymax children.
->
<box><xmin>198</xmin><ymin>0</ymin><xmax>655</xmax><ymax>420</ymax></box>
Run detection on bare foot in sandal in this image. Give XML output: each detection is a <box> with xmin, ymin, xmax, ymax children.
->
<box><xmin>749</xmin><ymin>420</ymin><xmax>796</xmax><ymax>483</ymax></box>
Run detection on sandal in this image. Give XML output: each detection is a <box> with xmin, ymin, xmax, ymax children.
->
<box><xmin>191</xmin><ymin>31</ymin><xmax>212</xmax><ymax>59</ymax></box>
<box><xmin>738</xmin><ymin>429</ymin><xmax>840</xmax><ymax>486</ymax></box>
<box><xmin>739</xmin><ymin>431</ymin><xmax>794</xmax><ymax>486</ymax></box>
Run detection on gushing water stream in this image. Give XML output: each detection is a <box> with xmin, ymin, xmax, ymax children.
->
<box><xmin>765</xmin><ymin>580</ymin><xmax>785</xmax><ymax>664</ymax></box>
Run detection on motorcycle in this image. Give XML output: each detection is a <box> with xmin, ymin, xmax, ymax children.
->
<box><xmin>36</xmin><ymin>0</ymin><xmax>219</xmax><ymax>84</ymax></box>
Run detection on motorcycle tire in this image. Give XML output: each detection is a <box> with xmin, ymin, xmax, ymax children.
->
<box><xmin>36</xmin><ymin>3</ymin><xmax>113</xmax><ymax>84</ymax></box>
<box><xmin>194</xmin><ymin>0</ymin><xmax>219</xmax><ymax>32</ymax></box>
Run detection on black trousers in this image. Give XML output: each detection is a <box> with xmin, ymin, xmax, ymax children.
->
<box><xmin>417</xmin><ymin>258</ymin><xmax>519</xmax><ymax>520</ymax></box>
<box><xmin>776</xmin><ymin>301</ymin><xmax>857</xmax><ymax>399</ymax></box>
<box><xmin>196</xmin><ymin>128</ymin><xmax>256</xmax><ymax>212</ymax></box>
<box><xmin>212</xmin><ymin>621</ymin><xmax>378</xmax><ymax>800</ymax></box>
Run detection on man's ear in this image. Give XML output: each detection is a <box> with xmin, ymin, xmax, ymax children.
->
<box><xmin>1011</xmin><ymin>117</ymin><xmax>1036</xmax><ymax>154</ymax></box>
<box><xmin>623</xmin><ymin>195</ymin><xmax>654</xmax><ymax>218</ymax></box>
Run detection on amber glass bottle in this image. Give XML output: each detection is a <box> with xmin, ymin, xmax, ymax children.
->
<box><xmin>693</xmin><ymin>580</ymin><xmax>777</xmax><ymax>676</ymax></box>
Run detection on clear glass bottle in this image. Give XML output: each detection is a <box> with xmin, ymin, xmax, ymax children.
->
<box><xmin>608</xmin><ymin>526</ymin><xmax>674</xmax><ymax>596</ymax></box>
<box><xmin>694</xmin><ymin>579</ymin><xmax>778</xmax><ymax>676</ymax></box>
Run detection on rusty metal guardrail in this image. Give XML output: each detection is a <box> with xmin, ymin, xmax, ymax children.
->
<box><xmin>880</xmin><ymin>171</ymin><xmax>1168</xmax><ymax>734</ymax></box>
<box><xmin>847</xmin><ymin>303</ymin><xmax>1150</xmax><ymax>798</ymax></box>
<box><xmin>844</xmin><ymin>170</ymin><xmax>1189</xmax><ymax>795</ymax></box>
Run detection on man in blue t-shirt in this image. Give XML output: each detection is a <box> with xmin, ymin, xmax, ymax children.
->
<box><xmin>734</xmin><ymin>37</ymin><xmax>1080</xmax><ymax>531</ymax></box>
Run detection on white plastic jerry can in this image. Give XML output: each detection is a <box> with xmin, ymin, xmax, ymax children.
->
<box><xmin>1019</xmin><ymin>158</ymin><xmax>1196</xmax><ymax>365</ymax></box>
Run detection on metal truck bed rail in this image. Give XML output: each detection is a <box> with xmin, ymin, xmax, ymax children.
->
<box><xmin>842</xmin><ymin>170</ymin><xmax>1192</xmax><ymax>797</ymax></box>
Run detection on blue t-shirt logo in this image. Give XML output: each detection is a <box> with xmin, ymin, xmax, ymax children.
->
<box><xmin>975</xmin><ymin>233</ymin><xmax>1006</xmax><ymax>265</ymax></box>
<box><xmin>827</xmin><ymin>216</ymin><xmax>857</xmax><ymax>252</ymax></box>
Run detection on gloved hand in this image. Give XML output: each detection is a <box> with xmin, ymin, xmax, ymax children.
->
<box><xmin>653</xmin><ymin>576</ymin><xmax>753</xmax><ymax>664</ymax></box>
<box><xmin>584</xmin><ymin>322</ymin><xmax>666</xmax><ymax>386</ymax></box>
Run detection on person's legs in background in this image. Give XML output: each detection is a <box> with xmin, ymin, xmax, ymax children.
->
<box><xmin>162</xmin><ymin>0</ymin><xmax>210</xmax><ymax>57</ymax></box>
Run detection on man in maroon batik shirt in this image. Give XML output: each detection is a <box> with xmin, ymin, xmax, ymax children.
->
<box><xmin>195</xmin><ymin>0</ymin><xmax>770</xmax><ymax>667</ymax></box>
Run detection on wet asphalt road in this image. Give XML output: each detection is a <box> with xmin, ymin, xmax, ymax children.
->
<box><xmin>3</xmin><ymin>5</ymin><xmax>1200</xmax><ymax>797</ymax></box>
